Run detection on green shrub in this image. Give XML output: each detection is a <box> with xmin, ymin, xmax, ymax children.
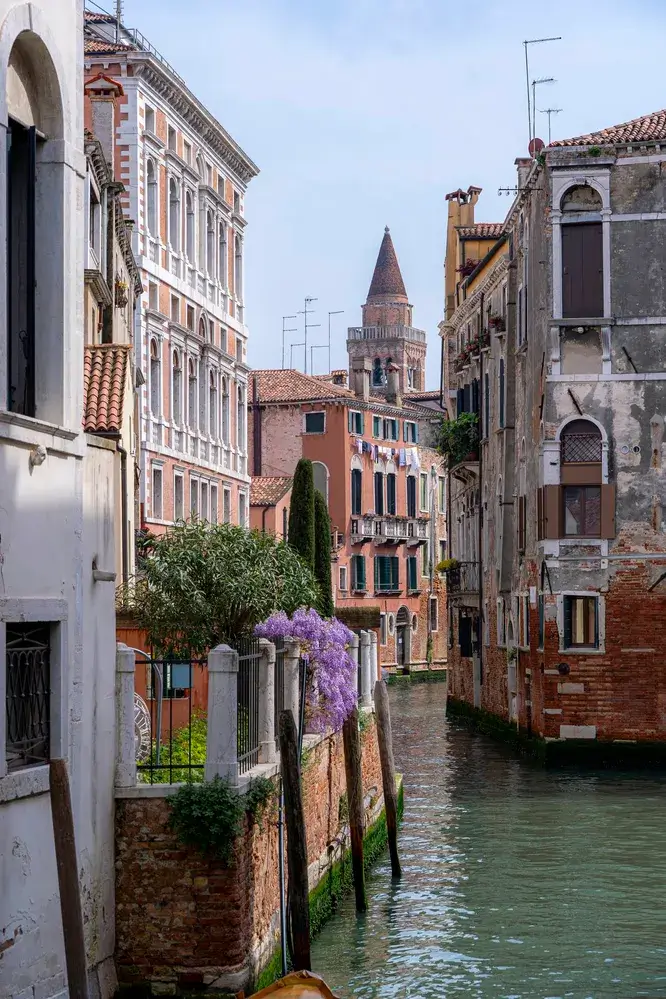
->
<box><xmin>314</xmin><ymin>490</ymin><xmax>334</xmax><ymax>618</ymax></box>
<box><xmin>288</xmin><ymin>458</ymin><xmax>315</xmax><ymax>570</ymax></box>
<box><xmin>436</xmin><ymin>412</ymin><xmax>479</xmax><ymax>467</ymax></box>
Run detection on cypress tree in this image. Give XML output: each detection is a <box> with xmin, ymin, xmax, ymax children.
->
<box><xmin>314</xmin><ymin>490</ymin><xmax>334</xmax><ymax>618</ymax></box>
<box><xmin>288</xmin><ymin>458</ymin><xmax>315</xmax><ymax>570</ymax></box>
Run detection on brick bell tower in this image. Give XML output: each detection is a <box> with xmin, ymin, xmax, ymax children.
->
<box><xmin>347</xmin><ymin>227</ymin><xmax>427</xmax><ymax>401</ymax></box>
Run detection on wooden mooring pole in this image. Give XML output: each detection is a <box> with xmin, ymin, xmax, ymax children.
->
<box><xmin>374</xmin><ymin>680</ymin><xmax>402</xmax><ymax>878</ymax></box>
<box><xmin>49</xmin><ymin>759</ymin><xmax>90</xmax><ymax>999</ymax></box>
<box><xmin>342</xmin><ymin>706</ymin><xmax>367</xmax><ymax>912</ymax></box>
<box><xmin>278</xmin><ymin>710</ymin><xmax>311</xmax><ymax>971</ymax></box>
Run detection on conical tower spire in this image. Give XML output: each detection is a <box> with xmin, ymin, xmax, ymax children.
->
<box><xmin>366</xmin><ymin>226</ymin><xmax>408</xmax><ymax>302</ymax></box>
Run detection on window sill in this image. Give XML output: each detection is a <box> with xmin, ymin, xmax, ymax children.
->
<box><xmin>0</xmin><ymin>764</ymin><xmax>50</xmax><ymax>804</ymax></box>
<box><xmin>408</xmin><ymin>589</ymin><xmax>422</xmax><ymax>596</ymax></box>
<box><xmin>351</xmin><ymin>588</ymin><xmax>367</xmax><ymax>595</ymax></box>
<box><xmin>560</xmin><ymin>646</ymin><xmax>604</xmax><ymax>655</ymax></box>
<box><xmin>0</xmin><ymin>411</ymin><xmax>84</xmax><ymax>457</ymax></box>
<box><xmin>375</xmin><ymin>589</ymin><xmax>402</xmax><ymax>596</ymax></box>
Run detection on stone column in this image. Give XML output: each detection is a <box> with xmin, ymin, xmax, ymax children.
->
<box><xmin>283</xmin><ymin>638</ymin><xmax>302</xmax><ymax>735</ymax></box>
<box><xmin>349</xmin><ymin>632</ymin><xmax>360</xmax><ymax>702</ymax></box>
<box><xmin>359</xmin><ymin>630</ymin><xmax>372</xmax><ymax>708</ymax></box>
<box><xmin>257</xmin><ymin>638</ymin><xmax>277</xmax><ymax>764</ymax></box>
<box><xmin>205</xmin><ymin>644</ymin><xmax>239</xmax><ymax>785</ymax></box>
<box><xmin>369</xmin><ymin>630</ymin><xmax>379</xmax><ymax>700</ymax></box>
<box><xmin>116</xmin><ymin>643</ymin><xmax>137</xmax><ymax>788</ymax></box>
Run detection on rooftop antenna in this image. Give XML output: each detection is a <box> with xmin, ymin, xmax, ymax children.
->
<box><xmin>539</xmin><ymin>107</ymin><xmax>562</xmax><ymax>145</ymax></box>
<box><xmin>498</xmin><ymin>186</ymin><xmax>519</xmax><ymax>197</ymax></box>
<box><xmin>523</xmin><ymin>37</ymin><xmax>561</xmax><ymax>148</ymax></box>
<box><xmin>116</xmin><ymin>0</ymin><xmax>123</xmax><ymax>43</ymax></box>
<box><xmin>297</xmin><ymin>297</ymin><xmax>320</xmax><ymax>374</ymax></box>
<box><xmin>281</xmin><ymin>315</ymin><xmax>297</xmax><ymax>369</ymax></box>
<box><xmin>531</xmin><ymin>78</ymin><xmax>555</xmax><ymax>151</ymax></box>
<box><xmin>327</xmin><ymin>310</ymin><xmax>344</xmax><ymax>376</ymax></box>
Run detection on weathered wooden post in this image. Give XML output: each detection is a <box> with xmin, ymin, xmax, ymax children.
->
<box><xmin>279</xmin><ymin>709</ymin><xmax>311</xmax><ymax>971</ymax></box>
<box><xmin>374</xmin><ymin>679</ymin><xmax>401</xmax><ymax>878</ymax></box>
<box><xmin>50</xmin><ymin>759</ymin><xmax>90</xmax><ymax>999</ymax></box>
<box><xmin>342</xmin><ymin>706</ymin><xmax>367</xmax><ymax>912</ymax></box>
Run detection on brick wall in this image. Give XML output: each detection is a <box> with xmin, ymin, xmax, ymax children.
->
<box><xmin>114</xmin><ymin>719</ymin><xmax>382</xmax><ymax>992</ymax></box>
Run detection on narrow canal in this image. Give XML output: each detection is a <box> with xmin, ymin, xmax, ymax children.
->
<box><xmin>310</xmin><ymin>683</ymin><xmax>666</xmax><ymax>998</ymax></box>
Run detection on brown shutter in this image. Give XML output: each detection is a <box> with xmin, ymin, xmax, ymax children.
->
<box><xmin>537</xmin><ymin>487</ymin><xmax>544</xmax><ymax>541</ymax></box>
<box><xmin>518</xmin><ymin>495</ymin><xmax>526</xmax><ymax>552</ymax></box>
<box><xmin>562</xmin><ymin>222</ymin><xmax>603</xmax><ymax>318</ymax></box>
<box><xmin>600</xmin><ymin>483</ymin><xmax>616</xmax><ymax>538</ymax></box>
<box><xmin>544</xmin><ymin>485</ymin><xmax>562</xmax><ymax>539</ymax></box>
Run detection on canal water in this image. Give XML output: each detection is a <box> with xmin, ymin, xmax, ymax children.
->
<box><xmin>310</xmin><ymin>683</ymin><xmax>666</xmax><ymax>999</ymax></box>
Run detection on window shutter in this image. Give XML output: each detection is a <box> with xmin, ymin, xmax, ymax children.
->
<box><xmin>457</xmin><ymin>388</ymin><xmax>464</xmax><ymax>416</ymax></box>
<box><xmin>544</xmin><ymin>485</ymin><xmax>562</xmax><ymax>539</ymax></box>
<box><xmin>563</xmin><ymin>596</ymin><xmax>572</xmax><ymax>648</ymax></box>
<box><xmin>392</xmin><ymin>557</ymin><xmax>399</xmax><ymax>590</ymax></box>
<box><xmin>348</xmin><ymin>411</ymin><xmax>352</xmax><ymax>433</ymax></box>
<box><xmin>374</xmin><ymin>556</ymin><xmax>379</xmax><ymax>591</ymax></box>
<box><xmin>499</xmin><ymin>360</ymin><xmax>505</xmax><ymax>428</ymax></box>
<box><xmin>518</xmin><ymin>495</ymin><xmax>526</xmax><ymax>552</ymax></box>
<box><xmin>472</xmin><ymin>379</ymin><xmax>479</xmax><ymax>415</ymax></box>
<box><xmin>484</xmin><ymin>372</ymin><xmax>490</xmax><ymax>438</ymax></box>
<box><xmin>537</xmin><ymin>487</ymin><xmax>544</xmax><ymax>541</ymax></box>
<box><xmin>358</xmin><ymin>556</ymin><xmax>365</xmax><ymax>591</ymax></box>
<box><xmin>600</xmin><ymin>484</ymin><xmax>616</xmax><ymax>538</ymax></box>
<box><xmin>403</xmin><ymin>421</ymin><xmax>408</xmax><ymax>442</ymax></box>
<box><xmin>463</xmin><ymin>384</ymin><xmax>471</xmax><ymax>414</ymax></box>
<box><xmin>414</xmin><ymin>423</ymin><xmax>419</xmax><ymax>444</ymax></box>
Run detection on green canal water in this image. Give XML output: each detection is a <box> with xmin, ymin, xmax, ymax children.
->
<box><xmin>310</xmin><ymin>683</ymin><xmax>666</xmax><ymax>999</ymax></box>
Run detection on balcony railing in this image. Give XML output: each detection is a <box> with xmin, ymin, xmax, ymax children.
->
<box><xmin>446</xmin><ymin>561</ymin><xmax>480</xmax><ymax>595</ymax></box>
<box><xmin>347</xmin><ymin>325</ymin><xmax>427</xmax><ymax>344</ymax></box>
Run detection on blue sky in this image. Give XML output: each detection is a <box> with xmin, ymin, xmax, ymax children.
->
<box><xmin>118</xmin><ymin>0</ymin><xmax>666</xmax><ymax>387</ymax></box>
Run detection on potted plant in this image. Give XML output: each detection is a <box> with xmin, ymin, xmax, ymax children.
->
<box><xmin>436</xmin><ymin>557</ymin><xmax>460</xmax><ymax>586</ymax></box>
<box><xmin>457</xmin><ymin>259</ymin><xmax>478</xmax><ymax>279</ymax></box>
<box><xmin>488</xmin><ymin>314</ymin><xmax>506</xmax><ymax>333</ymax></box>
<box><xmin>436</xmin><ymin>412</ymin><xmax>479</xmax><ymax>467</ymax></box>
<box><xmin>115</xmin><ymin>277</ymin><xmax>129</xmax><ymax>309</ymax></box>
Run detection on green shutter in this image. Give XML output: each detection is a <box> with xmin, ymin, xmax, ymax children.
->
<box><xmin>408</xmin><ymin>557</ymin><xmax>416</xmax><ymax>590</ymax></box>
<box><xmin>414</xmin><ymin>423</ymin><xmax>419</xmax><ymax>443</ymax></box>
<box><xmin>348</xmin><ymin>411</ymin><xmax>353</xmax><ymax>433</ymax></box>
<box><xmin>403</xmin><ymin>421</ymin><xmax>408</xmax><ymax>442</ymax></box>
<box><xmin>358</xmin><ymin>556</ymin><xmax>365</xmax><ymax>591</ymax></box>
<box><xmin>374</xmin><ymin>556</ymin><xmax>379</xmax><ymax>591</ymax></box>
<box><xmin>392</xmin><ymin>557</ymin><xmax>400</xmax><ymax>590</ymax></box>
<box><xmin>359</xmin><ymin>412</ymin><xmax>365</xmax><ymax>435</ymax></box>
<box><xmin>373</xmin><ymin>416</ymin><xmax>381</xmax><ymax>438</ymax></box>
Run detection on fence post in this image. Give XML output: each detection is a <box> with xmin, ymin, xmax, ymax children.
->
<box><xmin>283</xmin><ymin>638</ymin><xmax>301</xmax><ymax>732</ymax></box>
<box><xmin>369</xmin><ymin>630</ymin><xmax>379</xmax><ymax>702</ymax></box>
<box><xmin>206</xmin><ymin>644</ymin><xmax>239</xmax><ymax>786</ymax></box>
<box><xmin>116</xmin><ymin>643</ymin><xmax>137</xmax><ymax>788</ymax></box>
<box><xmin>257</xmin><ymin>639</ymin><xmax>277</xmax><ymax>764</ymax></box>
<box><xmin>359</xmin><ymin>630</ymin><xmax>373</xmax><ymax>708</ymax></box>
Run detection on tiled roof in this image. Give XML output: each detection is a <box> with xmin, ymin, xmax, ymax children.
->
<box><xmin>250</xmin><ymin>477</ymin><xmax>292</xmax><ymax>507</ymax></box>
<box><xmin>456</xmin><ymin>223</ymin><xmax>504</xmax><ymax>239</ymax></box>
<box><xmin>407</xmin><ymin>390</ymin><xmax>442</xmax><ymax>401</ymax></box>
<box><xmin>84</xmin><ymin>10</ymin><xmax>115</xmax><ymax>22</ymax></box>
<box><xmin>253</xmin><ymin>369</ymin><xmax>354</xmax><ymax>404</ymax></box>
<box><xmin>84</xmin><ymin>37</ymin><xmax>133</xmax><ymax>54</ymax></box>
<box><xmin>83</xmin><ymin>344</ymin><xmax>131</xmax><ymax>433</ymax></box>
<box><xmin>367</xmin><ymin>227</ymin><xmax>408</xmax><ymax>301</ymax></box>
<box><xmin>552</xmin><ymin>109</ymin><xmax>666</xmax><ymax>148</ymax></box>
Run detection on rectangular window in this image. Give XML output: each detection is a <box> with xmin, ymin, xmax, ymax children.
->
<box><xmin>422</xmin><ymin>544</ymin><xmax>429</xmax><ymax>577</ymax></box>
<box><xmin>407</xmin><ymin>555</ymin><xmax>418</xmax><ymax>591</ymax></box>
<box><xmin>351</xmin><ymin>554</ymin><xmax>366</xmax><ymax>592</ymax></box>
<box><xmin>210</xmin><ymin>485</ymin><xmax>218</xmax><ymax>524</ymax></box>
<box><xmin>174</xmin><ymin>473</ymin><xmax>184</xmax><ymax>521</ymax></box>
<box><xmin>379</xmin><ymin>613</ymin><xmax>387</xmax><ymax>646</ymax></box>
<box><xmin>152</xmin><ymin>466</ymin><xmax>163</xmax><ymax>520</ymax></box>
<box><xmin>186</xmin><ymin>305</ymin><xmax>195</xmax><ymax>331</ymax></box>
<box><xmin>563</xmin><ymin>485</ymin><xmax>601</xmax><ymax>537</ymax></box>
<box><xmin>538</xmin><ymin>593</ymin><xmax>545</xmax><ymax>649</ymax></box>
<box><xmin>167</xmin><ymin>125</ymin><xmax>177</xmax><ymax>151</ymax></box>
<box><xmin>190</xmin><ymin>477</ymin><xmax>199</xmax><ymax>518</ymax></box>
<box><xmin>339</xmin><ymin>565</ymin><xmax>348</xmax><ymax>591</ymax></box>
<box><xmin>420</xmin><ymin>473</ymin><xmax>429</xmax><ymax>512</ymax></box>
<box><xmin>562</xmin><ymin>223</ymin><xmax>603</xmax><ymax>318</ymax></box>
<box><xmin>439</xmin><ymin>539</ymin><xmax>447</xmax><ymax>563</ymax></box>
<box><xmin>5</xmin><ymin>622</ymin><xmax>52</xmax><ymax>772</ymax></box>
<box><xmin>348</xmin><ymin>410</ymin><xmax>364</xmax><ymax>435</ymax></box>
<box><xmin>563</xmin><ymin>595</ymin><xmax>599</xmax><ymax>649</ymax></box>
<box><xmin>499</xmin><ymin>358</ymin><xmax>505</xmax><ymax>429</ymax></box>
<box><xmin>351</xmin><ymin>468</ymin><xmax>362</xmax><ymax>516</ymax></box>
<box><xmin>183</xmin><ymin>140</ymin><xmax>191</xmax><ymax>164</ymax></box>
<box><xmin>519</xmin><ymin>595</ymin><xmax>530</xmax><ymax>648</ymax></box>
<box><xmin>200</xmin><ymin>481</ymin><xmax>209</xmax><ymax>522</ymax></box>
<box><xmin>459</xmin><ymin>613</ymin><xmax>473</xmax><ymax>657</ymax></box>
<box><xmin>484</xmin><ymin>372</ymin><xmax>490</xmax><ymax>438</ymax></box>
<box><xmin>386</xmin><ymin>473</ymin><xmax>397</xmax><ymax>515</ymax></box>
<box><xmin>497</xmin><ymin>598</ymin><xmax>506</xmax><ymax>647</ymax></box>
<box><xmin>239</xmin><ymin>492</ymin><xmax>247</xmax><ymax>527</ymax></box>
<box><xmin>170</xmin><ymin>295</ymin><xmax>180</xmax><ymax>323</ymax></box>
<box><xmin>374</xmin><ymin>555</ymin><xmax>399</xmax><ymax>592</ymax></box>
<box><xmin>372</xmin><ymin>415</ymin><xmax>383</xmax><ymax>438</ymax></box>
<box><xmin>145</xmin><ymin>105</ymin><xmax>155</xmax><ymax>133</ymax></box>
<box><xmin>148</xmin><ymin>281</ymin><xmax>158</xmax><ymax>312</ymax></box>
<box><xmin>438</xmin><ymin>477</ymin><xmax>446</xmax><ymax>514</ymax></box>
<box><xmin>407</xmin><ymin>476</ymin><xmax>416</xmax><ymax>518</ymax></box>
<box><xmin>518</xmin><ymin>494</ymin><xmax>527</xmax><ymax>552</ymax></box>
<box><xmin>404</xmin><ymin>421</ymin><xmax>418</xmax><ymax>443</ymax></box>
<box><xmin>374</xmin><ymin>471</ymin><xmax>384</xmax><ymax>515</ymax></box>
<box><xmin>383</xmin><ymin>418</ymin><xmax>399</xmax><ymax>441</ymax></box>
<box><xmin>304</xmin><ymin>411</ymin><xmax>325</xmax><ymax>434</ymax></box>
<box><xmin>223</xmin><ymin>487</ymin><xmax>231</xmax><ymax>524</ymax></box>
<box><xmin>236</xmin><ymin>337</ymin><xmax>243</xmax><ymax>362</ymax></box>
<box><xmin>429</xmin><ymin>596</ymin><xmax>439</xmax><ymax>632</ymax></box>
<box><xmin>7</xmin><ymin>119</ymin><xmax>37</xmax><ymax>416</ymax></box>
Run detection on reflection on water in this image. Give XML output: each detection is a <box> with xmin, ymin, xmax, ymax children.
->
<box><xmin>311</xmin><ymin>683</ymin><xmax>666</xmax><ymax>998</ymax></box>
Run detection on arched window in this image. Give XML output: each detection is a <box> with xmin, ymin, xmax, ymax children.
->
<box><xmin>237</xmin><ymin>385</ymin><xmax>246</xmax><ymax>451</ymax></box>
<box><xmin>313</xmin><ymin>461</ymin><xmax>329</xmax><ymax>502</ymax></box>
<box><xmin>149</xmin><ymin>340</ymin><xmax>160</xmax><ymax>417</ymax></box>
<box><xmin>386</xmin><ymin>459</ymin><xmax>397</xmax><ymax>515</ymax></box>
<box><xmin>209</xmin><ymin>371</ymin><xmax>218</xmax><ymax>437</ymax></box>
<box><xmin>218</xmin><ymin>223</ymin><xmax>227</xmax><ymax>286</ymax></box>
<box><xmin>561</xmin><ymin>419</ymin><xmax>602</xmax><ymax>538</ymax></box>
<box><xmin>561</xmin><ymin>185</ymin><xmax>603</xmax><ymax>318</ymax></box>
<box><xmin>496</xmin><ymin>476</ymin><xmax>503</xmax><ymax>572</ymax></box>
<box><xmin>199</xmin><ymin>315</ymin><xmax>208</xmax><ymax>341</ymax></box>
<box><xmin>372</xmin><ymin>357</ymin><xmax>384</xmax><ymax>387</ymax></box>
<box><xmin>351</xmin><ymin>455</ymin><xmax>363</xmax><ymax>516</ymax></box>
<box><xmin>406</xmin><ymin>472</ymin><xmax>416</xmax><ymax>518</ymax></box>
<box><xmin>234</xmin><ymin>235</ymin><xmax>243</xmax><ymax>300</ymax></box>
<box><xmin>185</xmin><ymin>190</ymin><xmax>195</xmax><ymax>261</ymax></box>
<box><xmin>147</xmin><ymin>159</ymin><xmax>157</xmax><ymax>235</ymax></box>
<box><xmin>169</xmin><ymin>178</ymin><xmax>180</xmax><ymax>251</ymax></box>
<box><xmin>207</xmin><ymin>210</ymin><xmax>215</xmax><ymax>276</ymax></box>
<box><xmin>188</xmin><ymin>358</ymin><xmax>197</xmax><ymax>429</ymax></box>
<box><xmin>221</xmin><ymin>376</ymin><xmax>230</xmax><ymax>443</ymax></box>
<box><xmin>172</xmin><ymin>350</ymin><xmax>181</xmax><ymax>425</ymax></box>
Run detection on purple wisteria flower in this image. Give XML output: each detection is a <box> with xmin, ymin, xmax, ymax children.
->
<box><xmin>256</xmin><ymin>607</ymin><xmax>358</xmax><ymax>732</ymax></box>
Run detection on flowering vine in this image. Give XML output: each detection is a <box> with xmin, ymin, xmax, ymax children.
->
<box><xmin>255</xmin><ymin>607</ymin><xmax>358</xmax><ymax>733</ymax></box>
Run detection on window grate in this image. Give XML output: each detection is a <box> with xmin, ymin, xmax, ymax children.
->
<box><xmin>6</xmin><ymin>623</ymin><xmax>50</xmax><ymax>772</ymax></box>
<box><xmin>562</xmin><ymin>434</ymin><xmax>602</xmax><ymax>463</ymax></box>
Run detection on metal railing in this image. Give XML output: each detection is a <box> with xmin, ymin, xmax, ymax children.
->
<box><xmin>136</xmin><ymin>656</ymin><xmax>207</xmax><ymax>784</ymax></box>
<box><xmin>230</xmin><ymin>637</ymin><xmax>261</xmax><ymax>774</ymax></box>
<box><xmin>274</xmin><ymin>638</ymin><xmax>285</xmax><ymax>741</ymax></box>
<box><xmin>446</xmin><ymin>561</ymin><xmax>480</xmax><ymax>594</ymax></box>
<box><xmin>347</xmin><ymin>325</ymin><xmax>427</xmax><ymax>344</ymax></box>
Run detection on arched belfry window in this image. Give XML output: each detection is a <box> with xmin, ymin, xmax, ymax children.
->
<box><xmin>372</xmin><ymin>357</ymin><xmax>384</xmax><ymax>387</ymax></box>
<box><xmin>561</xmin><ymin>185</ymin><xmax>603</xmax><ymax>318</ymax></box>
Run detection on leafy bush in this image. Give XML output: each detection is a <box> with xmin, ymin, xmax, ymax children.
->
<box><xmin>436</xmin><ymin>412</ymin><xmax>479</xmax><ymax>467</ymax></box>
<box><xmin>314</xmin><ymin>491</ymin><xmax>334</xmax><ymax>618</ymax></box>
<box><xmin>288</xmin><ymin>458</ymin><xmax>315</xmax><ymax>570</ymax></box>
<box><xmin>139</xmin><ymin>712</ymin><xmax>207</xmax><ymax>784</ymax></box>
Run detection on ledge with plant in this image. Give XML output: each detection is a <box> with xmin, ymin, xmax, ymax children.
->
<box><xmin>435</xmin><ymin>412</ymin><xmax>480</xmax><ymax>468</ymax></box>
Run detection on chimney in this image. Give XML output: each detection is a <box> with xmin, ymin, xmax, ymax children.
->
<box><xmin>350</xmin><ymin>357</ymin><xmax>371</xmax><ymax>402</ymax></box>
<box><xmin>84</xmin><ymin>74</ymin><xmax>125</xmax><ymax>174</ymax></box>
<box><xmin>515</xmin><ymin>158</ymin><xmax>532</xmax><ymax>192</ymax></box>
<box><xmin>386</xmin><ymin>361</ymin><xmax>402</xmax><ymax>407</ymax></box>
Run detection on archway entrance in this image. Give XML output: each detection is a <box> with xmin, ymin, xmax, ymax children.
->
<box><xmin>396</xmin><ymin>606</ymin><xmax>411</xmax><ymax>669</ymax></box>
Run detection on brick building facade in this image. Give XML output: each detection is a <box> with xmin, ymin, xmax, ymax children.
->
<box><xmin>441</xmin><ymin>110</ymin><xmax>666</xmax><ymax>753</ymax></box>
<box><xmin>84</xmin><ymin>11</ymin><xmax>258</xmax><ymax>536</ymax></box>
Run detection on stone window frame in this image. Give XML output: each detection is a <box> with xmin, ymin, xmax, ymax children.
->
<box><xmin>556</xmin><ymin>591</ymin><xmax>606</xmax><ymax>655</ymax></box>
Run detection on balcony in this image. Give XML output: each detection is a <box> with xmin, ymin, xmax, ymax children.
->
<box><xmin>350</xmin><ymin>517</ymin><xmax>374</xmax><ymax>543</ymax></box>
<box><xmin>347</xmin><ymin>325</ymin><xmax>427</xmax><ymax>345</ymax></box>
<box><xmin>406</xmin><ymin>519</ymin><xmax>429</xmax><ymax>545</ymax></box>
<box><xmin>446</xmin><ymin>561</ymin><xmax>480</xmax><ymax>600</ymax></box>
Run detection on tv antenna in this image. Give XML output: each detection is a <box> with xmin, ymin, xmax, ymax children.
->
<box><xmin>498</xmin><ymin>186</ymin><xmax>519</xmax><ymax>197</ymax></box>
<box><xmin>281</xmin><ymin>315</ymin><xmax>297</xmax><ymax>369</ymax></box>
<box><xmin>116</xmin><ymin>0</ymin><xmax>124</xmax><ymax>42</ymax></box>
<box><xmin>539</xmin><ymin>107</ymin><xmax>562</xmax><ymax>145</ymax></box>
<box><xmin>297</xmin><ymin>297</ymin><xmax>320</xmax><ymax>374</ymax></box>
<box><xmin>531</xmin><ymin>78</ymin><xmax>555</xmax><ymax>150</ymax></box>
<box><xmin>523</xmin><ymin>37</ymin><xmax>561</xmax><ymax>148</ymax></box>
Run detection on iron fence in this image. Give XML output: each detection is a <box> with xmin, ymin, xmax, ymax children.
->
<box><xmin>230</xmin><ymin>637</ymin><xmax>261</xmax><ymax>774</ymax></box>
<box><xmin>5</xmin><ymin>623</ymin><xmax>51</xmax><ymax>773</ymax></box>
<box><xmin>274</xmin><ymin>638</ymin><xmax>285</xmax><ymax>739</ymax></box>
<box><xmin>136</xmin><ymin>658</ymin><xmax>207</xmax><ymax>784</ymax></box>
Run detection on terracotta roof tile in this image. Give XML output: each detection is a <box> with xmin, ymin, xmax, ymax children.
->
<box><xmin>84</xmin><ymin>344</ymin><xmax>131</xmax><ymax>433</ymax></box>
<box><xmin>250</xmin><ymin>477</ymin><xmax>292</xmax><ymax>507</ymax></box>
<box><xmin>84</xmin><ymin>10</ymin><xmax>116</xmax><ymax>22</ymax></box>
<box><xmin>84</xmin><ymin>37</ymin><xmax>133</xmax><ymax>54</ymax></box>
<box><xmin>456</xmin><ymin>223</ymin><xmax>504</xmax><ymax>239</ymax></box>
<box><xmin>408</xmin><ymin>390</ymin><xmax>442</xmax><ymax>401</ymax></box>
<box><xmin>253</xmin><ymin>369</ymin><xmax>354</xmax><ymax>404</ymax></box>
<box><xmin>552</xmin><ymin>109</ymin><xmax>666</xmax><ymax>147</ymax></box>
<box><xmin>367</xmin><ymin>227</ymin><xmax>407</xmax><ymax>301</ymax></box>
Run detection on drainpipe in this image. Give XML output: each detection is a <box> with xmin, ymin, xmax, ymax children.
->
<box><xmin>261</xmin><ymin>505</ymin><xmax>270</xmax><ymax>534</ymax></box>
<box><xmin>252</xmin><ymin>374</ymin><xmax>262</xmax><ymax>476</ymax></box>
<box><xmin>477</xmin><ymin>292</ymin><xmax>484</xmax><ymax>683</ymax></box>
<box><xmin>117</xmin><ymin>442</ymin><xmax>129</xmax><ymax>586</ymax></box>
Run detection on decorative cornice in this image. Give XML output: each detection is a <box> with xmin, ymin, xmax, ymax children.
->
<box><xmin>447</xmin><ymin>257</ymin><xmax>509</xmax><ymax>333</ymax></box>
